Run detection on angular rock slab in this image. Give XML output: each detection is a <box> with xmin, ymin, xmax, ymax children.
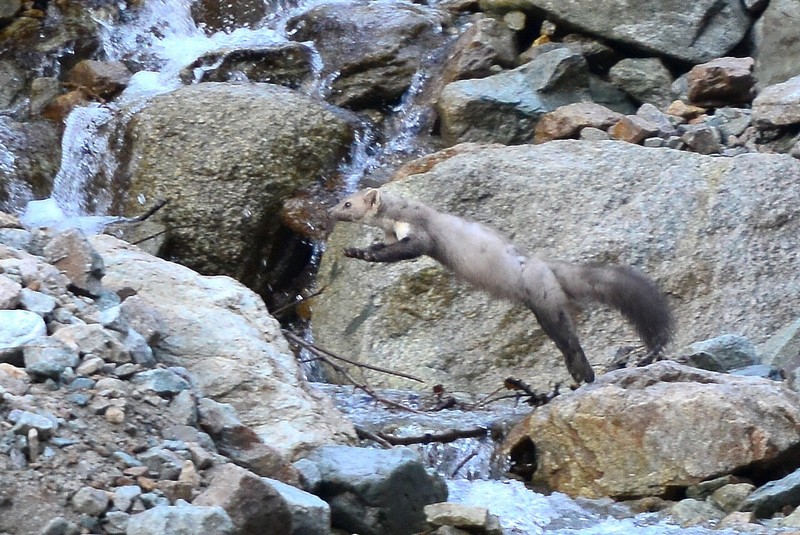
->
<box><xmin>478</xmin><ymin>0</ymin><xmax>751</xmax><ymax>63</ymax></box>
<box><xmin>503</xmin><ymin>361</ymin><xmax>800</xmax><ymax>498</ymax></box>
<box><xmin>303</xmin><ymin>445</ymin><xmax>448</xmax><ymax>535</ymax></box>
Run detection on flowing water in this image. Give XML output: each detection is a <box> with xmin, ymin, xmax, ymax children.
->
<box><xmin>3</xmin><ymin>1</ymin><xmax>785</xmax><ymax>533</ymax></box>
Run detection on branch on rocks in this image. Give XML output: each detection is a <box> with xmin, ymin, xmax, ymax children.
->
<box><xmin>269</xmin><ymin>286</ymin><xmax>327</xmax><ymax>317</ymax></box>
<box><xmin>282</xmin><ymin>330</ymin><xmax>425</xmax><ymax>414</ymax></box>
<box><xmin>468</xmin><ymin>378</ymin><xmax>562</xmax><ymax>409</ymax></box>
<box><xmin>125</xmin><ymin>198</ymin><xmax>170</xmax><ymax>223</ymax></box>
<box><xmin>359</xmin><ymin>425</ymin><xmax>489</xmax><ymax>447</ymax></box>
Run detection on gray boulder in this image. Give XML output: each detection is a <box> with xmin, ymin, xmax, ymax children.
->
<box><xmin>286</xmin><ymin>1</ymin><xmax>446</xmax><ymax>109</ymax></box>
<box><xmin>91</xmin><ymin>233</ymin><xmax>357</xmax><ymax>459</ymax></box>
<box><xmin>126</xmin><ymin>503</ymin><xmax>235</xmax><ymax>535</ymax></box>
<box><xmin>303</xmin><ymin>446</ymin><xmax>447</xmax><ymax>535</ymax></box>
<box><xmin>437</xmin><ymin>48</ymin><xmax>590</xmax><ymax>145</ymax></box>
<box><xmin>1</xmin><ymin>310</ymin><xmax>47</xmax><ymax>364</ymax></box>
<box><xmin>753</xmin><ymin>0</ymin><xmax>800</xmax><ymax>88</ymax></box>
<box><xmin>316</xmin><ymin>141</ymin><xmax>800</xmax><ymax>392</ymax></box>
<box><xmin>478</xmin><ymin>0</ymin><xmax>751</xmax><ymax>63</ymax></box>
<box><xmin>118</xmin><ymin>82</ymin><xmax>355</xmax><ymax>297</ymax></box>
<box><xmin>503</xmin><ymin>361</ymin><xmax>800</xmax><ymax>498</ymax></box>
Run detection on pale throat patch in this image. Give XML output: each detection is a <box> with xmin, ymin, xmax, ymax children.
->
<box><xmin>393</xmin><ymin>221</ymin><xmax>411</xmax><ymax>241</ymax></box>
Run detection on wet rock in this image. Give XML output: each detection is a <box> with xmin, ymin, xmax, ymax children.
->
<box><xmin>681</xmin><ymin>334</ymin><xmax>758</xmax><ymax>372</ymax></box>
<box><xmin>0</xmin><ymin>310</ymin><xmax>47</xmax><ymax>363</ymax></box>
<box><xmin>686</xmin><ymin>57</ymin><xmax>756</xmax><ymax>107</ymax></box>
<box><xmin>752</xmin><ymin>75</ymin><xmax>800</xmax><ymax>128</ymax></box>
<box><xmin>192</xmin><ymin>0</ymin><xmax>267</xmax><ymax>33</ymax></box>
<box><xmin>504</xmin><ymin>362</ymin><xmax>800</xmax><ymax>498</ymax></box>
<box><xmin>126</xmin><ymin>503</ymin><xmax>235</xmax><ymax>535</ymax></box>
<box><xmin>179</xmin><ymin>44</ymin><xmax>315</xmax><ymax>88</ymax></box>
<box><xmin>478</xmin><ymin>0</ymin><xmax>751</xmax><ymax>63</ymax></box>
<box><xmin>65</xmin><ymin>60</ymin><xmax>132</xmax><ymax>100</ymax></box>
<box><xmin>740</xmin><ymin>468</ymin><xmax>800</xmax><ymax>517</ymax></box>
<box><xmin>533</xmin><ymin>102</ymin><xmax>622</xmax><ymax>143</ymax></box>
<box><xmin>42</xmin><ymin>229</ymin><xmax>104</xmax><ymax>297</ymax></box>
<box><xmin>0</xmin><ymin>118</ymin><xmax>60</xmax><ymax>212</ymax></box>
<box><xmin>609</xmin><ymin>115</ymin><xmax>659</xmax><ymax>144</ymax></box>
<box><xmin>23</xmin><ymin>336</ymin><xmax>80</xmax><ymax>380</ymax></box>
<box><xmin>440</xmin><ymin>17</ymin><xmax>517</xmax><ymax>85</ymax></box>
<box><xmin>303</xmin><ymin>445</ymin><xmax>447</xmax><ymax>535</ymax></box>
<box><xmin>193</xmin><ymin>463</ymin><xmax>292</xmax><ymax>535</ymax></box>
<box><xmin>71</xmin><ymin>486</ymin><xmax>109</xmax><ymax>516</ymax></box>
<box><xmin>119</xmin><ymin>83</ymin><xmax>354</xmax><ymax>298</ymax></box>
<box><xmin>608</xmin><ymin>57</ymin><xmax>673</xmax><ymax>109</ymax></box>
<box><xmin>0</xmin><ymin>273</ymin><xmax>22</xmax><ymax>308</ymax></box>
<box><xmin>753</xmin><ymin>0</ymin><xmax>800</xmax><ymax>88</ymax></box>
<box><xmin>437</xmin><ymin>48</ymin><xmax>590</xmax><ymax>145</ymax></box>
<box><xmin>286</xmin><ymin>2</ymin><xmax>446</xmax><ymax>109</ymax></box>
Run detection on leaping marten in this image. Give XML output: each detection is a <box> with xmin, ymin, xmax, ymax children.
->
<box><xmin>329</xmin><ymin>187</ymin><xmax>674</xmax><ymax>383</ymax></box>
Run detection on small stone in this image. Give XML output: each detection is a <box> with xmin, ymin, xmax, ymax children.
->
<box><xmin>131</xmin><ymin>368</ymin><xmax>191</xmax><ymax>396</ymax></box>
<box><xmin>40</xmin><ymin>516</ymin><xmax>81</xmax><ymax>535</ymax></box>
<box><xmin>710</xmin><ymin>483</ymin><xmax>756</xmax><ymax>512</ymax></box>
<box><xmin>610</xmin><ymin>115</ymin><xmax>659</xmax><ymax>144</ymax></box>
<box><xmin>0</xmin><ymin>274</ymin><xmax>23</xmax><ymax>309</ymax></box>
<box><xmin>106</xmin><ymin>406</ymin><xmax>126</xmax><ymax>424</ymax></box>
<box><xmin>27</xmin><ymin>428</ymin><xmax>40</xmax><ymax>462</ymax></box>
<box><xmin>9</xmin><ymin>409</ymin><xmax>57</xmax><ymax>439</ymax></box>
<box><xmin>71</xmin><ymin>486</ymin><xmax>110</xmax><ymax>517</ymax></box>
<box><xmin>24</xmin><ymin>336</ymin><xmax>81</xmax><ymax>380</ymax></box>
<box><xmin>103</xmin><ymin>510</ymin><xmax>130</xmax><ymax>535</ymax></box>
<box><xmin>76</xmin><ymin>356</ymin><xmax>104</xmax><ymax>376</ymax></box>
<box><xmin>425</xmin><ymin>502</ymin><xmax>489</xmax><ymax>529</ymax></box>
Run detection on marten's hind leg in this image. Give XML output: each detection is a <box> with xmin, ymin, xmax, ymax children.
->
<box><xmin>523</xmin><ymin>263</ymin><xmax>595</xmax><ymax>383</ymax></box>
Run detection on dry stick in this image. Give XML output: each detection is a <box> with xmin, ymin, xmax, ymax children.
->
<box><xmin>451</xmin><ymin>450</ymin><xmax>479</xmax><ymax>478</ymax></box>
<box><xmin>126</xmin><ymin>198</ymin><xmax>169</xmax><ymax>223</ymax></box>
<box><xmin>375</xmin><ymin>426</ymin><xmax>489</xmax><ymax>446</ymax></box>
<box><xmin>283</xmin><ymin>330</ymin><xmax>425</xmax><ymax>414</ymax></box>
<box><xmin>282</xmin><ymin>330</ymin><xmax>424</xmax><ymax>384</ymax></box>
<box><xmin>269</xmin><ymin>286</ymin><xmax>328</xmax><ymax>317</ymax></box>
<box><xmin>353</xmin><ymin>425</ymin><xmax>393</xmax><ymax>448</ymax></box>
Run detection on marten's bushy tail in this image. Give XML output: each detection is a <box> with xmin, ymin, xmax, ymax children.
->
<box><xmin>550</xmin><ymin>263</ymin><xmax>674</xmax><ymax>352</ymax></box>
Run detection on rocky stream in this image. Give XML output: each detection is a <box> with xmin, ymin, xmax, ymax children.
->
<box><xmin>3</xmin><ymin>0</ymin><xmax>800</xmax><ymax>534</ymax></box>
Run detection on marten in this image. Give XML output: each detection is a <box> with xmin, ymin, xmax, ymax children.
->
<box><xmin>329</xmin><ymin>187</ymin><xmax>674</xmax><ymax>383</ymax></box>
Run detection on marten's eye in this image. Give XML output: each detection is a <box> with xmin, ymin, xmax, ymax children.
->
<box><xmin>344</xmin><ymin>202</ymin><xmax>352</xmax><ymax>208</ymax></box>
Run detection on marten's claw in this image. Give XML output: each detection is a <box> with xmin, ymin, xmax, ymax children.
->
<box><xmin>343</xmin><ymin>247</ymin><xmax>369</xmax><ymax>260</ymax></box>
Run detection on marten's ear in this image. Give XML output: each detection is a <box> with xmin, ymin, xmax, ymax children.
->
<box><xmin>363</xmin><ymin>188</ymin><xmax>381</xmax><ymax>208</ymax></box>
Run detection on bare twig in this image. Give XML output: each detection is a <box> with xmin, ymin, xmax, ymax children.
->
<box><xmin>282</xmin><ymin>330</ymin><xmax>424</xmax><ymax>383</ymax></box>
<box><xmin>373</xmin><ymin>426</ymin><xmax>489</xmax><ymax>446</ymax></box>
<box><xmin>270</xmin><ymin>286</ymin><xmax>327</xmax><ymax>317</ymax></box>
<box><xmin>353</xmin><ymin>425</ymin><xmax>393</xmax><ymax>448</ymax></box>
<box><xmin>451</xmin><ymin>450</ymin><xmax>479</xmax><ymax>478</ymax></box>
<box><xmin>126</xmin><ymin>198</ymin><xmax>169</xmax><ymax>223</ymax></box>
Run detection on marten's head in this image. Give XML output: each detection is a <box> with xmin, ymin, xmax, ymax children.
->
<box><xmin>329</xmin><ymin>188</ymin><xmax>381</xmax><ymax>222</ymax></box>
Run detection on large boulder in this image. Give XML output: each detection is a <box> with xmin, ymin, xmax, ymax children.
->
<box><xmin>302</xmin><ymin>446</ymin><xmax>447</xmax><ymax>535</ymax></box>
<box><xmin>90</xmin><ymin>234</ymin><xmax>356</xmax><ymax>458</ymax></box>
<box><xmin>117</xmin><ymin>82</ymin><xmax>354</xmax><ymax>297</ymax></box>
<box><xmin>502</xmin><ymin>362</ymin><xmax>800</xmax><ymax>498</ymax></box>
<box><xmin>478</xmin><ymin>0</ymin><xmax>751</xmax><ymax>64</ymax></box>
<box><xmin>286</xmin><ymin>1</ymin><xmax>447</xmax><ymax>110</ymax></box>
<box><xmin>315</xmin><ymin>141</ymin><xmax>800</xmax><ymax>392</ymax></box>
<box><xmin>753</xmin><ymin>0</ymin><xmax>800</xmax><ymax>88</ymax></box>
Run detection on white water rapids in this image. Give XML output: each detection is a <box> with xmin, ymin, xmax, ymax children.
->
<box><xmin>7</xmin><ymin>0</ymin><xmax>777</xmax><ymax>532</ymax></box>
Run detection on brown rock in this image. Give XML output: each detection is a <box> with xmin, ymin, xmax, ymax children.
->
<box><xmin>503</xmin><ymin>361</ymin><xmax>800</xmax><ymax>499</ymax></box>
<box><xmin>666</xmin><ymin>100</ymin><xmax>707</xmax><ymax>121</ymax></box>
<box><xmin>66</xmin><ymin>60</ymin><xmax>132</xmax><ymax>100</ymax></box>
<box><xmin>440</xmin><ymin>17</ymin><xmax>517</xmax><ymax>85</ymax></box>
<box><xmin>534</xmin><ymin>102</ymin><xmax>623</xmax><ymax>143</ymax></box>
<box><xmin>609</xmin><ymin>115</ymin><xmax>659</xmax><ymax>144</ymax></box>
<box><xmin>194</xmin><ymin>463</ymin><xmax>292</xmax><ymax>535</ymax></box>
<box><xmin>687</xmin><ymin>57</ymin><xmax>756</xmax><ymax>107</ymax></box>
